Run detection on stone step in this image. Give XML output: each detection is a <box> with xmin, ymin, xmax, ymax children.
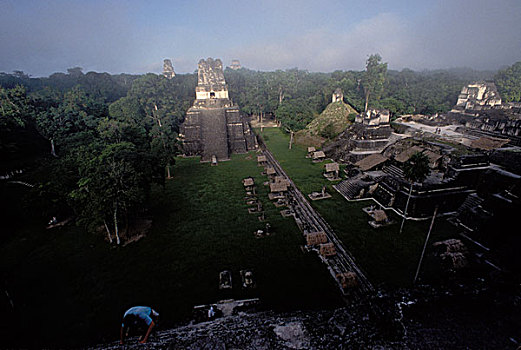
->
<box><xmin>457</xmin><ymin>193</ymin><xmax>484</xmax><ymax>215</ymax></box>
<box><xmin>382</xmin><ymin>165</ymin><xmax>404</xmax><ymax>179</ymax></box>
<box><xmin>336</xmin><ymin>179</ymin><xmax>363</xmax><ymax>200</ymax></box>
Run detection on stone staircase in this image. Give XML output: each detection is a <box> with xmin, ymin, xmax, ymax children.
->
<box><xmin>457</xmin><ymin>193</ymin><xmax>484</xmax><ymax>216</ymax></box>
<box><xmin>334</xmin><ymin>179</ymin><xmax>364</xmax><ymax>200</ymax></box>
<box><xmin>382</xmin><ymin>165</ymin><xmax>405</xmax><ymax>180</ymax></box>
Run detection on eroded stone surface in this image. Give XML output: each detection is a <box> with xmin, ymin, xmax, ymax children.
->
<box><xmin>90</xmin><ymin>287</ymin><xmax>520</xmax><ymax>350</ymax></box>
<box><xmin>273</xmin><ymin>321</ymin><xmax>310</xmax><ymax>349</ymax></box>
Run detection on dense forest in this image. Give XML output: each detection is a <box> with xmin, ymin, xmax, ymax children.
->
<box><xmin>1</xmin><ymin>61</ymin><xmax>520</xmax><ymax>242</ymax></box>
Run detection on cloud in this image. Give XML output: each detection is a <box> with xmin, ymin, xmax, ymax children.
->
<box><xmin>0</xmin><ymin>1</ymin><xmax>135</xmax><ymax>76</ymax></box>
<box><xmin>223</xmin><ymin>1</ymin><xmax>521</xmax><ymax>72</ymax></box>
<box><xmin>1</xmin><ymin>0</ymin><xmax>520</xmax><ymax>76</ymax></box>
<box><xmin>407</xmin><ymin>0</ymin><xmax>521</xmax><ymax>69</ymax></box>
<box><xmin>227</xmin><ymin>13</ymin><xmax>411</xmax><ymax>71</ymax></box>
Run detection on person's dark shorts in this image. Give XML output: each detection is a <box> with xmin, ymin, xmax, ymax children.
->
<box><xmin>123</xmin><ymin>314</ymin><xmax>145</xmax><ymax>329</ymax></box>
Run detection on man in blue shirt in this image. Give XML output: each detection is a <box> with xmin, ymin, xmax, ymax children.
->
<box><xmin>120</xmin><ymin>306</ymin><xmax>159</xmax><ymax>344</ymax></box>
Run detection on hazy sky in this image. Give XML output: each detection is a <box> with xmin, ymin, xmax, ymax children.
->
<box><xmin>1</xmin><ymin>0</ymin><xmax>520</xmax><ymax>76</ymax></box>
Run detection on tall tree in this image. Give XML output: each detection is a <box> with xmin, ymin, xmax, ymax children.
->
<box><xmin>362</xmin><ymin>54</ymin><xmax>387</xmax><ymax>112</ymax></box>
<box><xmin>71</xmin><ymin>142</ymin><xmax>157</xmax><ymax>244</ymax></box>
<box><xmin>35</xmin><ymin>87</ymin><xmax>104</xmax><ymax>156</ymax></box>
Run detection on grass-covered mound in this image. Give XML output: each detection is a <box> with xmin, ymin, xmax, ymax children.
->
<box><xmin>0</xmin><ymin>152</ymin><xmax>341</xmax><ymax>348</ymax></box>
<box><xmin>296</xmin><ymin>101</ymin><xmax>358</xmax><ymax>146</ymax></box>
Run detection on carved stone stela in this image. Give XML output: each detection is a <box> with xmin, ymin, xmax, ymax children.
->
<box><xmin>179</xmin><ymin>58</ymin><xmax>256</xmax><ymax>162</ymax></box>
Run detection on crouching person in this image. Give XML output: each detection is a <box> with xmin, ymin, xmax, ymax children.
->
<box><xmin>120</xmin><ymin>306</ymin><xmax>159</xmax><ymax>344</ymax></box>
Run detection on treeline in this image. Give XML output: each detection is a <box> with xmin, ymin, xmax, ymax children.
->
<box><xmin>2</xmin><ymin>60</ymin><xmax>519</xmax><ymax>242</ymax></box>
<box><xmin>495</xmin><ymin>61</ymin><xmax>521</xmax><ymax>102</ymax></box>
<box><xmin>224</xmin><ymin>65</ymin><xmax>499</xmax><ymax>130</ymax></box>
<box><xmin>1</xmin><ymin>71</ymin><xmax>194</xmax><ymax>244</ymax></box>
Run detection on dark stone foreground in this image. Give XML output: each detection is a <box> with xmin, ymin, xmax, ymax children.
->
<box><xmin>90</xmin><ymin>290</ymin><xmax>520</xmax><ymax>350</ymax></box>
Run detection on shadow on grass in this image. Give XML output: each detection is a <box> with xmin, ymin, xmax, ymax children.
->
<box><xmin>0</xmin><ymin>152</ymin><xmax>341</xmax><ymax>348</ymax></box>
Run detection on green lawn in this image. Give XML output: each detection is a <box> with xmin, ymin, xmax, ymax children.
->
<box><xmin>0</xmin><ymin>152</ymin><xmax>341</xmax><ymax>348</ymax></box>
<box><xmin>259</xmin><ymin>127</ymin><xmax>456</xmax><ymax>287</ymax></box>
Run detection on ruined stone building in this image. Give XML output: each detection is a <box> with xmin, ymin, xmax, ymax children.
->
<box><xmin>179</xmin><ymin>58</ymin><xmax>256</xmax><ymax>161</ymax></box>
<box><xmin>229</xmin><ymin>59</ymin><xmax>241</xmax><ymax>70</ymax></box>
<box><xmin>325</xmin><ymin>109</ymin><xmax>393</xmax><ymax>162</ymax></box>
<box><xmin>355</xmin><ymin>108</ymin><xmax>390</xmax><ymax>126</ymax></box>
<box><xmin>162</xmin><ymin>59</ymin><xmax>176</xmax><ymax>79</ymax></box>
<box><xmin>452</xmin><ymin>82</ymin><xmax>502</xmax><ymax>112</ymax></box>
<box><xmin>447</xmin><ymin>81</ymin><xmax>521</xmax><ymax>145</ymax></box>
<box><xmin>332</xmin><ymin>88</ymin><xmax>343</xmax><ymax>103</ymax></box>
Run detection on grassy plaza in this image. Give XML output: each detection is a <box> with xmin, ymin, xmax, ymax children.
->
<box><xmin>258</xmin><ymin>127</ymin><xmax>456</xmax><ymax>287</ymax></box>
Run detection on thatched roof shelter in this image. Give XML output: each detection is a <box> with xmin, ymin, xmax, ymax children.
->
<box><xmin>395</xmin><ymin>146</ymin><xmax>442</xmax><ymax>168</ymax></box>
<box><xmin>270</xmin><ymin>182</ymin><xmax>288</xmax><ymax>193</ymax></box>
<box><xmin>313</xmin><ymin>151</ymin><xmax>326</xmax><ymax>160</ymax></box>
<box><xmin>319</xmin><ymin>243</ymin><xmax>336</xmax><ymax>257</ymax></box>
<box><xmin>266</xmin><ymin>167</ymin><xmax>276</xmax><ymax>176</ymax></box>
<box><xmin>354</xmin><ymin>153</ymin><xmax>388</xmax><ymax>171</ymax></box>
<box><xmin>395</xmin><ymin>146</ymin><xmax>424</xmax><ymax>163</ymax></box>
<box><xmin>257</xmin><ymin>155</ymin><xmax>267</xmax><ymax>163</ymax></box>
<box><xmin>305</xmin><ymin>231</ymin><xmax>328</xmax><ymax>246</ymax></box>
<box><xmin>273</xmin><ymin>176</ymin><xmax>290</xmax><ymax>186</ymax></box>
<box><xmin>242</xmin><ymin>177</ymin><xmax>255</xmax><ymax>187</ymax></box>
<box><xmin>325</xmin><ymin>162</ymin><xmax>340</xmax><ymax>173</ymax></box>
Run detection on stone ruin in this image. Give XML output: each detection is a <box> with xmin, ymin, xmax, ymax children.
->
<box><xmin>452</xmin><ymin>82</ymin><xmax>502</xmax><ymax>112</ymax></box>
<box><xmin>355</xmin><ymin>108</ymin><xmax>390</xmax><ymax>126</ymax></box>
<box><xmin>332</xmin><ymin>88</ymin><xmax>343</xmax><ymax>103</ymax></box>
<box><xmin>445</xmin><ymin>81</ymin><xmax>521</xmax><ymax>146</ymax></box>
<box><xmin>162</xmin><ymin>59</ymin><xmax>176</xmax><ymax>79</ymax></box>
<box><xmin>230</xmin><ymin>59</ymin><xmax>242</xmax><ymax>70</ymax></box>
<box><xmin>324</xmin><ymin>108</ymin><xmax>393</xmax><ymax>163</ymax></box>
<box><xmin>179</xmin><ymin>58</ymin><xmax>257</xmax><ymax>162</ymax></box>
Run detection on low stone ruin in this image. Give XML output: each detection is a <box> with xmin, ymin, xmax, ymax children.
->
<box><xmin>363</xmin><ymin>206</ymin><xmax>393</xmax><ymax>228</ymax></box>
<box><xmin>324</xmin><ymin>162</ymin><xmax>340</xmax><ymax>181</ymax></box>
<box><xmin>219</xmin><ymin>270</ymin><xmax>232</xmax><ymax>289</ymax></box>
<box><xmin>308</xmin><ymin>185</ymin><xmax>331</xmax><ymax>201</ymax></box>
<box><xmin>312</xmin><ymin>151</ymin><xmax>326</xmax><ymax>163</ymax></box>
<box><xmin>240</xmin><ymin>270</ymin><xmax>256</xmax><ymax>289</ymax></box>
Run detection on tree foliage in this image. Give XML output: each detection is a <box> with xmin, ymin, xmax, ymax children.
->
<box><xmin>495</xmin><ymin>61</ymin><xmax>521</xmax><ymax>102</ymax></box>
<box><xmin>362</xmin><ymin>54</ymin><xmax>387</xmax><ymax>112</ymax></box>
<box><xmin>403</xmin><ymin>152</ymin><xmax>430</xmax><ymax>184</ymax></box>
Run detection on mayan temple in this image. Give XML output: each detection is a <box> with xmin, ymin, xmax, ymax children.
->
<box><xmin>179</xmin><ymin>58</ymin><xmax>257</xmax><ymax>162</ymax></box>
<box><xmin>162</xmin><ymin>59</ymin><xmax>176</xmax><ymax>79</ymax></box>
